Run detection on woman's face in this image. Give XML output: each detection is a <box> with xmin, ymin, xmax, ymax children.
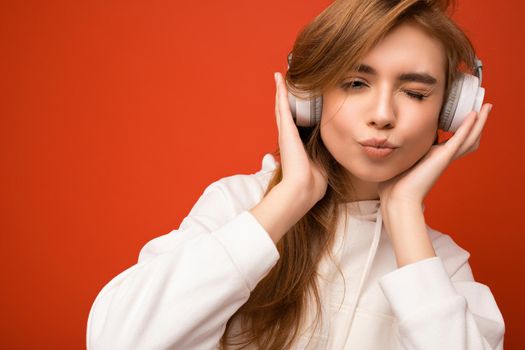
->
<box><xmin>320</xmin><ymin>21</ymin><xmax>446</xmax><ymax>199</ymax></box>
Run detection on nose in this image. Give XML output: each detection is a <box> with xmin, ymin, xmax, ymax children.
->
<box><xmin>367</xmin><ymin>88</ymin><xmax>396</xmax><ymax>129</ymax></box>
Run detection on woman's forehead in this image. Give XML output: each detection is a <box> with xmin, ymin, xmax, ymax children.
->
<box><xmin>350</xmin><ymin>23</ymin><xmax>446</xmax><ymax>80</ymax></box>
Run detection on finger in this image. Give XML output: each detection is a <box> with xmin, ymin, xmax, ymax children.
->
<box><xmin>456</xmin><ymin>103</ymin><xmax>492</xmax><ymax>157</ymax></box>
<box><xmin>443</xmin><ymin>111</ymin><xmax>478</xmax><ymax>160</ymax></box>
<box><xmin>473</xmin><ymin>137</ymin><xmax>480</xmax><ymax>149</ymax></box>
<box><xmin>276</xmin><ymin>73</ymin><xmax>300</xmax><ymax>138</ymax></box>
<box><xmin>274</xmin><ymin>73</ymin><xmax>281</xmax><ymax>135</ymax></box>
<box><xmin>465</xmin><ymin>135</ymin><xmax>481</xmax><ymax>153</ymax></box>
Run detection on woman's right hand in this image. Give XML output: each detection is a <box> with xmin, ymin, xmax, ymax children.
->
<box><xmin>274</xmin><ymin>72</ymin><xmax>328</xmax><ymax>206</ymax></box>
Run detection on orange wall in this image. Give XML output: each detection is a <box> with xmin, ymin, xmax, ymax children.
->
<box><xmin>1</xmin><ymin>0</ymin><xmax>523</xmax><ymax>348</ymax></box>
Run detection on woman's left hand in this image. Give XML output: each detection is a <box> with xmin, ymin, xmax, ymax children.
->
<box><xmin>377</xmin><ymin>103</ymin><xmax>493</xmax><ymax>208</ymax></box>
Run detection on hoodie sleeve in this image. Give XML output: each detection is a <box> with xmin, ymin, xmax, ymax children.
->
<box><xmin>86</xmin><ymin>170</ymin><xmax>280</xmax><ymax>350</ymax></box>
<box><xmin>377</xmin><ymin>234</ymin><xmax>505</xmax><ymax>350</ymax></box>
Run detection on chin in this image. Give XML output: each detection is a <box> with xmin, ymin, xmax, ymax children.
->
<box><xmin>344</xmin><ymin>165</ymin><xmax>401</xmax><ymax>183</ymax></box>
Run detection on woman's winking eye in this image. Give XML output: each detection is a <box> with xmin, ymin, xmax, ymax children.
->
<box><xmin>341</xmin><ymin>79</ymin><xmax>430</xmax><ymax>101</ymax></box>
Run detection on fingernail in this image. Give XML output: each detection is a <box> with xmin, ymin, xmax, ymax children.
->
<box><xmin>488</xmin><ymin>104</ymin><xmax>493</xmax><ymax>113</ymax></box>
<box><xmin>274</xmin><ymin>72</ymin><xmax>280</xmax><ymax>84</ymax></box>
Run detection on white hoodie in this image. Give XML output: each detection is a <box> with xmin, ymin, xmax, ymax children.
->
<box><xmin>86</xmin><ymin>153</ymin><xmax>505</xmax><ymax>349</ymax></box>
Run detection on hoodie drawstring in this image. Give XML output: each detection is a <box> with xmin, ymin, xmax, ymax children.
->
<box><xmin>339</xmin><ymin>208</ymin><xmax>383</xmax><ymax>348</ymax></box>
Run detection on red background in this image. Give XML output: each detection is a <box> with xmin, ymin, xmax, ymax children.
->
<box><xmin>1</xmin><ymin>0</ymin><xmax>523</xmax><ymax>348</ymax></box>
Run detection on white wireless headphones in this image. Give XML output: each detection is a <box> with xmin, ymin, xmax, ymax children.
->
<box><xmin>286</xmin><ymin>52</ymin><xmax>485</xmax><ymax>132</ymax></box>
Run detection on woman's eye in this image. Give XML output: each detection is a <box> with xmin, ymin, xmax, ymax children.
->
<box><xmin>403</xmin><ymin>90</ymin><xmax>427</xmax><ymax>101</ymax></box>
<box><xmin>340</xmin><ymin>81</ymin><xmax>429</xmax><ymax>102</ymax></box>
<box><xmin>341</xmin><ymin>80</ymin><xmax>366</xmax><ymax>90</ymax></box>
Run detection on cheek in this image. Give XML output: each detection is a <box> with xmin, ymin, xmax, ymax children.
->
<box><xmin>320</xmin><ymin>120</ymin><xmax>343</xmax><ymax>156</ymax></box>
<box><xmin>320</xmin><ymin>104</ymin><xmax>356</xmax><ymax>148</ymax></box>
<box><xmin>401</xmin><ymin>114</ymin><xmax>438</xmax><ymax>156</ymax></box>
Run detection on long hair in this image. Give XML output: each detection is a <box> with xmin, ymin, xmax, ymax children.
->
<box><xmin>220</xmin><ymin>1</ymin><xmax>476</xmax><ymax>349</ymax></box>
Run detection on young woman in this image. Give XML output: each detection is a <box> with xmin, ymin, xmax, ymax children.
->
<box><xmin>87</xmin><ymin>0</ymin><xmax>505</xmax><ymax>349</ymax></box>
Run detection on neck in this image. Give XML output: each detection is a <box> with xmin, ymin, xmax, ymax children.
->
<box><xmin>346</xmin><ymin>172</ymin><xmax>380</xmax><ymax>201</ymax></box>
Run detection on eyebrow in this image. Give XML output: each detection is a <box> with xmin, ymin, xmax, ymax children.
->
<box><xmin>354</xmin><ymin>63</ymin><xmax>438</xmax><ymax>85</ymax></box>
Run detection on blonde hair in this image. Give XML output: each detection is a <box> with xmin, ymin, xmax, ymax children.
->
<box><xmin>220</xmin><ymin>1</ymin><xmax>476</xmax><ymax>349</ymax></box>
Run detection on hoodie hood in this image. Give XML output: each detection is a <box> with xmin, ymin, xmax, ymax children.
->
<box><xmin>345</xmin><ymin>199</ymin><xmax>381</xmax><ymax>222</ymax></box>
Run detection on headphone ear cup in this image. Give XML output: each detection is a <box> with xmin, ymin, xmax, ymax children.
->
<box><xmin>287</xmin><ymin>87</ymin><xmax>323</xmax><ymax>127</ymax></box>
<box><xmin>439</xmin><ymin>74</ymin><xmax>485</xmax><ymax>132</ymax></box>
<box><xmin>439</xmin><ymin>77</ymin><xmax>463</xmax><ymax>131</ymax></box>
<box><xmin>286</xmin><ymin>52</ymin><xmax>323</xmax><ymax>127</ymax></box>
